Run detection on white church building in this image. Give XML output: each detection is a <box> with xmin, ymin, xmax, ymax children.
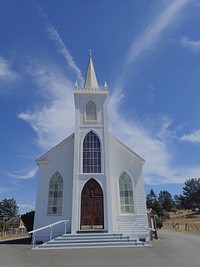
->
<box><xmin>33</xmin><ymin>54</ymin><xmax>149</xmax><ymax>245</ymax></box>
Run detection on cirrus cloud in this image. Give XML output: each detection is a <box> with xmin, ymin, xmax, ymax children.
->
<box><xmin>115</xmin><ymin>0</ymin><xmax>191</xmax><ymax>88</ymax></box>
<box><xmin>0</xmin><ymin>56</ymin><xmax>18</xmax><ymax>81</ymax></box>
<box><xmin>7</xmin><ymin>167</ymin><xmax>38</xmax><ymax>180</ymax></box>
<box><xmin>180</xmin><ymin>129</ymin><xmax>200</xmax><ymax>143</ymax></box>
<box><xmin>181</xmin><ymin>37</ymin><xmax>200</xmax><ymax>51</ymax></box>
<box><xmin>18</xmin><ymin>61</ymin><xmax>75</xmax><ymax>150</ymax></box>
<box><xmin>47</xmin><ymin>26</ymin><xmax>84</xmax><ymax>86</ymax></box>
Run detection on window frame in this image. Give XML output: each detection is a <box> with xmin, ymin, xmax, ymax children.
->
<box><xmin>47</xmin><ymin>172</ymin><xmax>63</xmax><ymax>216</ymax></box>
<box><xmin>86</xmin><ymin>100</ymin><xmax>97</xmax><ymax>121</ymax></box>
<box><xmin>82</xmin><ymin>131</ymin><xmax>101</xmax><ymax>173</ymax></box>
<box><xmin>119</xmin><ymin>172</ymin><xmax>134</xmax><ymax>214</ymax></box>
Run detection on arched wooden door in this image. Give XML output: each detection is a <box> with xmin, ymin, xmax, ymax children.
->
<box><xmin>80</xmin><ymin>179</ymin><xmax>104</xmax><ymax>230</ymax></box>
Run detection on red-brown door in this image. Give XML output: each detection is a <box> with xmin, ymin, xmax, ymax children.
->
<box><xmin>81</xmin><ymin>179</ymin><xmax>104</xmax><ymax>229</ymax></box>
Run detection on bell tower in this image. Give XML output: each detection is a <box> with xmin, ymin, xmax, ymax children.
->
<box><xmin>71</xmin><ymin>53</ymin><xmax>112</xmax><ymax>233</ymax></box>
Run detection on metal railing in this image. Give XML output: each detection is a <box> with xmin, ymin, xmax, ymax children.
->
<box><xmin>29</xmin><ymin>220</ymin><xmax>69</xmax><ymax>248</ymax></box>
<box><xmin>74</xmin><ymin>86</ymin><xmax>108</xmax><ymax>91</ymax></box>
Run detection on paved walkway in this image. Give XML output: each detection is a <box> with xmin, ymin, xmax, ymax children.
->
<box><xmin>0</xmin><ymin>230</ymin><xmax>199</xmax><ymax>267</ymax></box>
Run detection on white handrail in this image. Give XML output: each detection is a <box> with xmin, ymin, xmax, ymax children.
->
<box><xmin>29</xmin><ymin>220</ymin><xmax>69</xmax><ymax>248</ymax></box>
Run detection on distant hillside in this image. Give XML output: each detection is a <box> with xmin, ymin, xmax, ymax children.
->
<box><xmin>163</xmin><ymin>210</ymin><xmax>200</xmax><ymax>235</ymax></box>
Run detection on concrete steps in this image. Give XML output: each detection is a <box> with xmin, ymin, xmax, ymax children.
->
<box><xmin>35</xmin><ymin>233</ymin><xmax>150</xmax><ymax>249</ymax></box>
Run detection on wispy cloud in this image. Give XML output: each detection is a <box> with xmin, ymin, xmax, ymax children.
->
<box><xmin>181</xmin><ymin>37</ymin><xmax>200</xmax><ymax>51</ymax></box>
<box><xmin>35</xmin><ymin>2</ymin><xmax>84</xmax><ymax>85</ymax></box>
<box><xmin>109</xmin><ymin>0</ymin><xmax>192</xmax><ymax>184</ymax></box>
<box><xmin>180</xmin><ymin>129</ymin><xmax>200</xmax><ymax>143</ymax></box>
<box><xmin>116</xmin><ymin>0</ymin><xmax>191</xmax><ymax>87</ymax></box>
<box><xmin>7</xmin><ymin>167</ymin><xmax>38</xmax><ymax>179</ymax></box>
<box><xmin>156</xmin><ymin>117</ymin><xmax>177</xmax><ymax>141</ymax></box>
<box><xmin>109</xmin><ymin>91</ymin><xmax>200</xmax><ymax>184</ymax></box>
<box><xmin>109</xmin><ymin>91</ymin><xmax>175</xmax><ymax>184</ymax></box>
<box><xmin>17</xmin><ymin>13</ymin><xmax>84</xmax><ymax>150</ymax></box>
<box><xmin>18</xmin><ymin>61</ymin><xmax>75</xmax><ymax>150</ymax></box>
<box><xmin>0</xmin><ymin>56</ymin><xmax>18</xmax><ymax>81</ymax></box>
<box><xmin>47</xmin><ymin>26</ymin><xmax>84</xmax><ymax>85</ymax></box>
<box><xmin>127</xmin><ymin>0</ymin><xmax>190</xmax><ymax>63</ymax></box>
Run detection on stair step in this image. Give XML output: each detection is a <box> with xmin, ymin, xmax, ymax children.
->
<box><xmin>76</xmin><ymin>230</ymin><xmax>107</xmax><ymax>234</ymax></box>
<box><xmin>62</xmin><ymin>233</ymin><xmax>122</xmax><ymax>238</ymax></box>
<box><xmin>48</xmin><ymin>238</ymin><xmax>137</xmax><ymax>244</ymax></box>
<box><xmin>55</xmin><ymin>235</ymin><xmax>127</xmax><ymax>242</ymax></box>
<box><xmin>34</xmin><ymin>233</ymin><xmax>150</xmax><ymax>250</ymax></box>
<box><xmin>37</xmin><ymin>241</ymin><xmax>147</xmax><ymax>249</ymax></box>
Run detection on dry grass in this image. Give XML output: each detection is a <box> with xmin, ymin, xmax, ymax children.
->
<box><xmin>0</xmin><ymin>233</ymin><xmax>29</xmax><ymax>240</ymax></box>
<box><xmin>163</xmin><ymin>210</ymin><xmax>200</xmax><ymax>236</ymax></box>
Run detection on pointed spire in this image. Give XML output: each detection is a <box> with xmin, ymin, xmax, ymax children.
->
<box><xmin>84</xmin><ymin>50</ymin><xmax>98</xmax><ymax>88</ymax></box>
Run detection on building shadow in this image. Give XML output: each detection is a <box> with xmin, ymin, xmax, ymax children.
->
<box><xmin>0</xmin><ymin>236</ymin><xmax>32</xmax><ymax>245</ymax></box>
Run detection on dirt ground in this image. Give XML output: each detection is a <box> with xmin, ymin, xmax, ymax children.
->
<box><xmin>0</xmin><ymin>233</ymin><xmax>29</xmax><ymax>240</ymax></box>
<box><xmin>163</xmin><ymin>210</ymin><xmax>200</xmax><ymax>235</ymax></box>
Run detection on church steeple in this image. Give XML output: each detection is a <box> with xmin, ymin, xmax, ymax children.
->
<box><xmin>84</xmin><ymin>51</ymin><xmax>98</xmax><ymax>88</ymax></box>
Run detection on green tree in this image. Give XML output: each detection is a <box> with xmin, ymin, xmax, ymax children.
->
<box><xmin>183</xmin><ymin>178</ymin><xmax>200</xmax><ymax>211</ymax></box>
<box><xmin>0</xmin><ymin>198</ymin><xmax>19</xmax><ymax>220</ymax></box>
<box><xmin>21</xmin><ymin>211</ymin><xmax>35</xmax><ymax>232</ymax></box>
<box><xmin>146</xmin><ymin>189</ymin><xmax>164</xmax><ymax>217</ymax></box>
<box><xmin>173</xmin><ymin>194</ymin><xmax>185</xmax><ymax>210</ymax></box>
<box><xmin>0</xmin><ymin>220</ymin><xmax>9</xmax><ymax>232</ymax></box>
<box><xmin>146</xmin><ymin>189</ymin><xmax>157</xmax><ymax>209</ymax></box>
<box><xmin>158</xmin><ymin>190</ymin><xmax>175</xmax><ymax>212</ymax></box>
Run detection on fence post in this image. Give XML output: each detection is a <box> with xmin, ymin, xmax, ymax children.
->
<box><xmin>193</xmin><ymin>223</ymin><xmax>200</xmax><ymax>232</ymax></box>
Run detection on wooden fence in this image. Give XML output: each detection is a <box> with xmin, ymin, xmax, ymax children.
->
<box><xmin>0</xmin><ymin>228</ymin><xmax>27</xmax><ymax>238</ymax></box>
<box><xmin>163</xmin><ymin>221</ymin><xmax>200</xmax><ymax>234</ymax></box>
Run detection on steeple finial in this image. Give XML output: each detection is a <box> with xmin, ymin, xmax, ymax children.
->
<box><xmin>89</xmin><ymin>49</ymin><xmax>92</xmax><ymax>58</ymax></box>
<box><xmin>84</xmin><ymin>51</ymin><xmax>98</xmax><ymax>88</ymax></box>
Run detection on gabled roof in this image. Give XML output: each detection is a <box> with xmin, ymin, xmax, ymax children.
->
<box><xmin>108</xmin><ymin>132</ymin><xmax>145</xmax><ymax>164</ymax></box>
<box><xmin>36</xmin><ymin>133</ymin><xmax>74</xmax><ymax>164</ymax></box>
<box><xmin>36</xmin><ymin>132</ymin><xmax>144</xmax><ymax>165</ymax></box>
<box><xmin>7</xmin><ymin>217</ymin><xmax>20</xmax><ymax>225</ymax></box>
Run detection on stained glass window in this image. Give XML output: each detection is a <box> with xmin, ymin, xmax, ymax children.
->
<box><xmin>47</xmin><ymin>172</ymin><xmax>63</xmax><ymax>215</ymax></box>
<box><xmin>119</xmin><ymin>172</ymin><xmax>134</xmax><ymax>214</ymax></box>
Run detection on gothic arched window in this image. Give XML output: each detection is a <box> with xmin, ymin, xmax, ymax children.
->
<box><xmin>83</xmin><ymin>131</ymin><xmax>101</xmax><ymax>173</ymax></box>
<box><xmin>119</xmin><ymin>172</ymin><xmax>134</xmax><ymax>214</ymax></box>
<box><xmin>47</xmin><ymin>172</ymin><xmax>63</xmax><ymax>215</ymax></box>
<box><xmin>86</xmin><ymin>100</ymin><xmax>97</xmax><ymax>121</ymax></box>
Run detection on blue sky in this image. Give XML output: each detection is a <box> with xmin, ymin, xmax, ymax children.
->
<box><xmin>1</xmin><ymin>0</ymin><xmax>200</xmax><ymax>214</ymax></box>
